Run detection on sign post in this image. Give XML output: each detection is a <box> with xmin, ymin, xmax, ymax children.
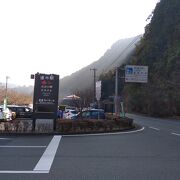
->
<box><xmin>120</xmin><ymin>102</ymin><xmax>125</xmax><ymax>118</ymax></box>
<box><xmin>118</xmin><ymin>65</ymin><xmax>148</xmax><ymax>118</ymax></box>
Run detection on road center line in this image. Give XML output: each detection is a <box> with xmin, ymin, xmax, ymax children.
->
<box><xmin>171</xmin><ymin>132</ymin><xmax>180</xmax><ymax>137</ymax></box>
<box><xmin>149</xmin><ymin>126</ymin><xmax>160</xmax><ymax>131</ymax></box>
<box><xmin>33</xmin><ymin>135</ymin><xmax>62</xmax><ymax>171</ymax></box>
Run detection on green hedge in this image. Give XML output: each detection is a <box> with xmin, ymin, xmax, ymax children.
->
<box><xmin>56</xmin><ymin>118</ymin><xmax>133</xmax><ymax>134</ymax></box>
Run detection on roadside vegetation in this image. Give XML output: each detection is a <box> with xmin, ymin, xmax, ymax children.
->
<box><xmin>56</xmin><ymin>117</ymin><xmax>134</xmax><ymax>135</ymax></box>
<box><xmin>124</xmin><ymin>0</ymin><xmax>180</xmax><ymax>117</ymax></box>
<box><xmin>0</xmin><ymin>85</ymin><xmax>32</xmax><ymax>105</ymax></box>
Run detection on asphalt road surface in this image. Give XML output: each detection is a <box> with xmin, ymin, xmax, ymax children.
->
<box><xmin>0</xmin><ymin>114</ymin><xmax>180</xmax><ymax>180</ymax></box>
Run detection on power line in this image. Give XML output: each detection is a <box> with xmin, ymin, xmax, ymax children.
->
<box><xmin>104</xmin><ymin>35</ymin><xmax>141</xmax><ymax>74</ymax></box>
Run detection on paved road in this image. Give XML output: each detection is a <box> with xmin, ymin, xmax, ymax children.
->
<box><xmin>0</xmin><ymin>114</ymin><xmax>180</xmax><ymax>180</ymax></box>
<box><xmin>128</xmin><ymin>113</ymin><xmax>180</xmax><ymax>133</ymax></box>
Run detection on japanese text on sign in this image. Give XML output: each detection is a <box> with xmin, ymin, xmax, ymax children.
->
<box><xmin>125</xmin><ymin>65</ymin><xmax>148</xmax><ymax>83</ymax></box>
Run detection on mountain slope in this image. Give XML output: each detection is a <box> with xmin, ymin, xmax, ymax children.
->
<box><xmin>59</xmin><ymin>35</ymin><xmax>141</xmax><ymax>98</ymax></box>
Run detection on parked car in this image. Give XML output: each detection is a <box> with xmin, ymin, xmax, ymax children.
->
<box><xmin>0</xmin><ymin>107</ymin><xmax>12</xmax><ymax>121</ymax></box>
<box><xmin>64</xmin><ymin>109</ymin><xmax>78</xmax><ymax>119</ymax></box>
<box><xmin>0</xmin><ymin>108</ymin><xmax>4</xmax><ymax>120</ymax></box>
<box><xmin>7</xmin><ymin>105</ymin><xmax>33</xmax><ymax>118</ymax></box>
<box><xmin>76</xmin><ymin>109</ymin><xmax>105</xmax><ymax>120</ymax></box>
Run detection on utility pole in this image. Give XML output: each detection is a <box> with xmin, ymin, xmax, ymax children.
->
<box><xmin>90</xmin><ymin>68</ymin><xmax>97</xmax><ymax>103</ymax></box>
<box><xmin>114</xmin><ymin>67</ymin><xmax>119</xmax><ymax>116</ymax></box>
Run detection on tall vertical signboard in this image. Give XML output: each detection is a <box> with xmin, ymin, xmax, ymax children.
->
<box><xmin>96</xmin><ymin>80</ymin><xmax>101</xmax><ymax>111</ymax></box>
<box><xmin>96</xmin><ymin>81</ymin><xmax>102</xmax><ymax>101</ymax></box>
<box><xmin>33</xmin><ymin>73</ymin><xmax>59</xmax><ymax>131</ymax></box>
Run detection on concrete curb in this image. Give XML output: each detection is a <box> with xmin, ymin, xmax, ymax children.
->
<box><xmin>0</xmin><ymin>124</ymin><xmax>144</xmax><ymax>136</ymax></box>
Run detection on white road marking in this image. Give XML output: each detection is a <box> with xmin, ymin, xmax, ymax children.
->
<box><xmin>34</xmin><ymin>135</ymin><xmax>62</xmax><ymax>171</ymax></box>
<box><xmin>171</xmin><ymin>132</ymin><xmax>180</xmax><ymax>137</ymax></box>
<box><xmin>149</xmin><ymin>126</ymin><xmax>160</xmax><ymax>131</ymax></box>
<box><xmin>0</xmin><ymin>135</ymin><xmax>62</xmax><ymax>174</ymax></box>
<box><xmin>0</xmin><ymin>138</ymin><xmax>11</xmax><ymax>140</ymax></box>
<box><xmin>63</xmin><ymin>127</ymin><xmax>145</xmax><ymax>137</ymax></box>
<box><xmin>0</xmin><ymin>170</ymin><xmax>49</xmax><ymax>174</ymax></box>
<box><xmin>0</xmin><ymin>146</ymin><xmax>46</xmax><ymax>148</ymax></box>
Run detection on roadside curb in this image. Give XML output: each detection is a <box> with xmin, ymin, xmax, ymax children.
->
<box><xmin>0</xmin><ymin>124</ymin><xmax>144</xmax><ymax>136</ymax></box>
<box><xmin>63</xmin><ymin>125</ymin><xmax>145</xmax><ymax>137</ymax></box>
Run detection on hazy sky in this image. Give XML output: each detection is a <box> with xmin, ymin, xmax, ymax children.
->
<box><xmin>0</xmin><ymin>0</ymin><xmax>158</xmax><ymax>86</ymax></box>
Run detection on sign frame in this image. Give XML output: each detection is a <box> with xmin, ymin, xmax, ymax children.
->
<box><xmin>125</xmin><ymin>65</ymin><xmax>148</xmax><ymax>83</ymax></box>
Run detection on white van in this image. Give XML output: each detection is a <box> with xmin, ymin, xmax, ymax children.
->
<box><xmin>0</xmin><ymin>107</ymin><xmax>12</xmax><ymax>121</ymax></box>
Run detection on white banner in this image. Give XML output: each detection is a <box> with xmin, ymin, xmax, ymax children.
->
<box><xmin>96</xmin><ymin>81</ymin><xmax>102</xmax><ymax>101</ymax></box>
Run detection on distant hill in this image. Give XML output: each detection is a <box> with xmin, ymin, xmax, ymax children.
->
<box><xmin>59</xmin><ymin>35</ymin><xmax>141</xmax><ymax>98</ymax></box>
<box><xmin>0</xmin><ymin>83</ymin><xmax>33</xmax><ymax>95</ymax></box>
<box><xmin>11</xmin><ymin>85</ymin><xmax>34</xmax><ymax>95</ymax></box>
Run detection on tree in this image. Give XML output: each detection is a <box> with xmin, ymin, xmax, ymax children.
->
<box><xmin>0</xmin><ymin>86</ymin><xmax>32</xmax><ymax>105</ymax></box>
<box><xmin>124</xmin><ymin>0</ymin><xmax>180</xmax><ymax>116</ymax></box>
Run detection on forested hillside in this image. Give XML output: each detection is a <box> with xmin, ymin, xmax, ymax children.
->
<box><xmin>124</xmin><ymin>0</ymin><xmax>180</xmax><ymax>116</ymax></box>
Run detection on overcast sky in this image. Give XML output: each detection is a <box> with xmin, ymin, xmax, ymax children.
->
<box><xmin>0</xmin><ymin>0</ymin><xmax>158</xmax><ymax>86</ymax></box>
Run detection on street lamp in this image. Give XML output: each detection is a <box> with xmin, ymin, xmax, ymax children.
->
<box><xmin>4</xmin><ymin>76</ymin><xmax>10</xmax><ymax>110</ymax></box>
<box><xmin>5</xmin><ymin>76</ymin><xmax>10</xmax><ymax>98</ymax></box>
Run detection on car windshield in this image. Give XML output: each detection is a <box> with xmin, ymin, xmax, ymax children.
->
<box><xmin>70</xmin><ymin>110</ymin><xmax>77</xmax><ymax>114</ymax></box>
